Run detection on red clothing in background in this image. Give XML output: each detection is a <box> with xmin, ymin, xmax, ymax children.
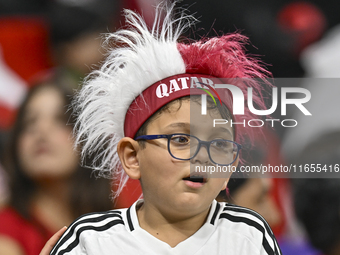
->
<box><xmin>0</xmin><ymin>207</ymin><xmax>53</xmax><ymax>255</ymax></box>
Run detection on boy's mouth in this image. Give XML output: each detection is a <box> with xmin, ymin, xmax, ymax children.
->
<box><xmin>182</xmin><ymin>175</ymin><xmax>207</xmax><ymax>183</ymax></box>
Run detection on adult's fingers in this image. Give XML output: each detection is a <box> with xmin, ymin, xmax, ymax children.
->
<box><xmin>39</xmin><ymin>226</ymin><xmax>67</xmax><ymax>255</ymax></box>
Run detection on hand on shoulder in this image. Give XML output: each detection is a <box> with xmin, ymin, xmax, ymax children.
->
<box><xmin>39</xmin><ymin>226</ymin><xmax>67</xmax><ymax>255</ymax></box>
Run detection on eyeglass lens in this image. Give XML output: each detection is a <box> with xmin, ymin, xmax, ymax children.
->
<box><xmin>169</xmin><ymin>134</ymin><xmax>237</xmax><ymax>165</ymax></box>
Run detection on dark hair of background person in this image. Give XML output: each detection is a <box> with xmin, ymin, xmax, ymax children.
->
<box><xmin>47</xmin><ymin>3</ymin><xmax>108</xmax><ymax>48</ymax></box>
<box><xmin>293</xmin><ymin>131</ymin><xmax>340</xmax><ymax>254</ymax></box>
<box><xmin>1</xmin><ymin>78</ymin><xmax>113</xmax><ymax>220</ymax></box>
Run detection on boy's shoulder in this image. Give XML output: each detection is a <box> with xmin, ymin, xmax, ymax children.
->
<box><xmin>50</xmin><ymin>208</ymin><xmax>128</xmax><ymax>255</ymax></box>
<box><xmin>65</xmin><ymin>208</ymin><xmax>127</xmax><ymax>231</ymax></box>
<box><xmin>215</xmin><ymin>202</ymin><xmax>280</xmax><ymax>254</ymax></box>
<box><xmin>216</xmin><ymin>202</ymin><xmax>273</xmax><ymax>232</ymax></box>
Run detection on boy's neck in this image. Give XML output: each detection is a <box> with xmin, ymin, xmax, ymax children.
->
<box><xmin>136</xmin><ymin>200</ymin><xmax>211</xmax><ymax>248</ymax></box>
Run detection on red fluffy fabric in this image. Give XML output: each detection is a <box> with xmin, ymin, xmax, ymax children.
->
<box><xmin>177</xmin><ymin>33</ymin><xmax>272</xmax><ymax>155</ymax></box>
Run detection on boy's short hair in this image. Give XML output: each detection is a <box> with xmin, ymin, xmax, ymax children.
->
<box><xmin>72</xmin><ymin>2</ymin><xmax>271</xmax><ymax>197</ymax></box>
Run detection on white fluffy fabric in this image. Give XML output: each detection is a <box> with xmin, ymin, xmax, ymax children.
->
<box><xmin>73</xmin><ymin>2</ymin><xmax>192</xmax><ymax>196</ymax></box>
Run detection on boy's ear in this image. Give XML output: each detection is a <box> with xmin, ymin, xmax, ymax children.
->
<box><xmin>117</xmin><ymin>137</ymin><xmax>141</xmax><ymax>180</ymax></box>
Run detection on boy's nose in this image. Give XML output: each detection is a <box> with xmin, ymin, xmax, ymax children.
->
<box><xmin>190</xmin><ymin>144</ymin><xmax>210</xmax><ymax>164</ymax></box>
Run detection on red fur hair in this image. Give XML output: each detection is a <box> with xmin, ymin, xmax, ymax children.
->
<box><xmin>178</xmin><ymin>33</ymin><xmax>272</xmax><ymax>148</ymax></box>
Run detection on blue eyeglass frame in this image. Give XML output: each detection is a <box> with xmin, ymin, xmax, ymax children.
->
<box><xmin>135</xmin><ymin>133</ymin><xmax>242</xmax><ymax>166</ymax></box>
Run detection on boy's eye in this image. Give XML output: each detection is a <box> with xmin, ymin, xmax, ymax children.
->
<box><xmin>211</xmin><ymin>140</ymin><xmax>232</xmax><ymax>151</ymax></box>
<box><xmin>171</xmin><ymin>135</ymin><xmax>190</xmax><ymax>144</ymax></box>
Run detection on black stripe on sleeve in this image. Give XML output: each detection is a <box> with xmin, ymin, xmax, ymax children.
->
<box><xmin>223</xmin><ymin>205</ymin><xmax>273</xmax><ymax>235</ymax></box>
<box><xmin>210</xmin><ymin>202</ymin><xmax>221</xmax><ymax>225</ymax></box>
<box><xmin>219</xmin><ymin>213</ymin><xmax>275</xmax><ymax>255</ymax></box>
<box><xmin>126</xmin><ymin>206</ymin><xmax>134</xmax><ymax>231</ymax></box>
<box><xmin>223</xmin><ymin>205</ymin><xmax>281</xmax><ymax>255</ymax></box>
<box><xmin>51</xmin><ymin>211</ymin><xmax>123</xmax><ymax>255</ymax></box>
<box><xmin>56</xmin><ymin>219</ymin><xmax>124</xmax><ymax>255</ymax></box>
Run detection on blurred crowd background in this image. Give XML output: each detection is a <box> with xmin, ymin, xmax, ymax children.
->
<box><xmin>0</xmin><ymin>0</ymin><xmax>340</xmax><ymax>255</ymax></box>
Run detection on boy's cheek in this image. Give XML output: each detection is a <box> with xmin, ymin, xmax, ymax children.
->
<box><xmin>221</xmin><ymin>179</ymin><xmax>229</xmax><ymax>190</ymax></box>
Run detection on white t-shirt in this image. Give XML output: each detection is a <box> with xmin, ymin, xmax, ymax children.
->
<box><xmin>50</xmin><ymin>200</ymin><xmax>281</xmax><ymax>255</ymax></box>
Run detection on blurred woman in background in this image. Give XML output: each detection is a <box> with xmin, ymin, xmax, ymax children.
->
<box><xmin>0</xmin><ymin>79</ymin><xmax>113</xmax><ymax>255</ymax></box>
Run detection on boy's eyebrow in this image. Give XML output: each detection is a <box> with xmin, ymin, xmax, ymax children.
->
<box><xmin>214</xmin><ymin>126</ymin><xmax>233</xmax><ymax>137</ymax></box>
<box><xmin>165</xmin><ymin>122</ymin><xmax>190</xmax><ymax>129</ymax></box>
<box><xmin>168</xmin><ymin>123</ymin><xmax>233</xmax><ymax>137</ymax></box>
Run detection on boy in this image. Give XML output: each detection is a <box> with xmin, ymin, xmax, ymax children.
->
<box><xmin>49</xmin><ymin>3</ymin><xmax>281</xmax><ymax>255</ymax></box>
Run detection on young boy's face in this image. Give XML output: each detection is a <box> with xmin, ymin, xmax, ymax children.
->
<box><xmin>135</xmin><ymin>98</ymin><xmax>237</xmax><ymax>217</ymax></box>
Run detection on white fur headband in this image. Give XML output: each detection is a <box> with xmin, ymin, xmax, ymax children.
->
<box><xmin>73</xmin><ymin>3</ymin><xmax>193</xmax><ymax>196</ymax></box>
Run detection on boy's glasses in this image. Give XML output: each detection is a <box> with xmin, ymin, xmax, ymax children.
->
<box><xmin>135</xmin><ymin>133</ymin><xmax>241</xmax><ymax>166</ymax></box>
